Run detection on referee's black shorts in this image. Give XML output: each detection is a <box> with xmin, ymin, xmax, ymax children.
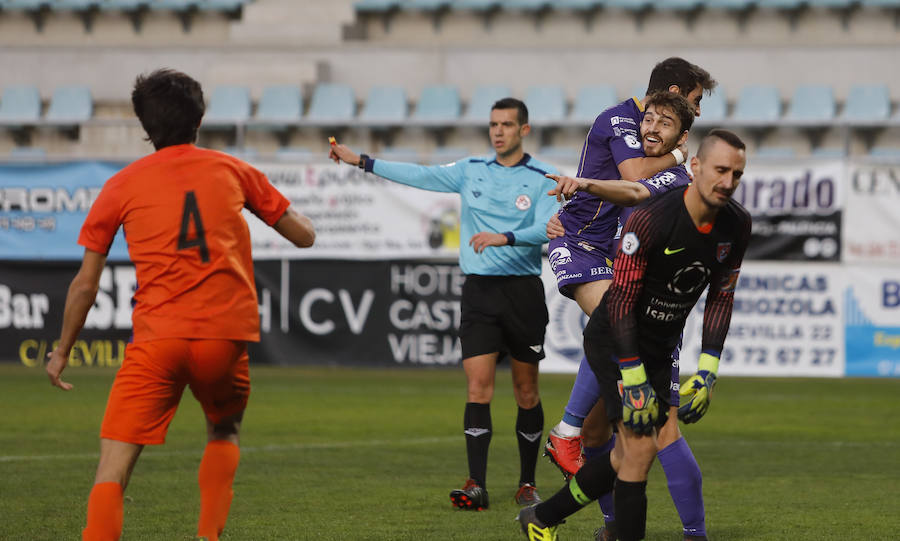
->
<box><xmin>459</xmin><ymin>274</ymin><xmax>548</xmax><ymax>364</ymax></box>
<box><xmin>583</xmin><ymin>304</ymin><xmax>680</xmax><ymax>426</ymax></box>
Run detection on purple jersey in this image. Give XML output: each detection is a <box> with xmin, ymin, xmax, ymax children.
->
<box><xmin>557</xmin><ymin>97</ymin><xmax>645</xmax><ymax>249</ymax></box>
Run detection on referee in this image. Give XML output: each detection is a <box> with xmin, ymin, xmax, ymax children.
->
<box><xmin>330</xmin><ymin>98</ymin><xmax>559</xmax><ymax>510</ymax></box>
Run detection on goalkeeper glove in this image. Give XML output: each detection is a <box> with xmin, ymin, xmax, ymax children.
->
<box><xmin>620</xmin><ymin>361</ymin><xmax>658</xmax><ymax>436</ymax></box>
<box><xmin>678</xmin><ymin>352</ymin><xmax>720</xmax><ymax>424</ymax></box>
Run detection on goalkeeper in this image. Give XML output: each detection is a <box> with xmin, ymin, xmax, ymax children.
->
<box><xmin>518</xmin><ymin>129</ymin><xmax>751</xmax><ymax>541</ymax></box>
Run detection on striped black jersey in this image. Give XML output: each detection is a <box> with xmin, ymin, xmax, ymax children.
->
<box><xmin>603</xmin><ymin>185</ymin><xmax>752</xmax><ymax>361</ymax></box>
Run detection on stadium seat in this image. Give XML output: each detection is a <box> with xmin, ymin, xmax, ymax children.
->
<box><xmin>53</xmin><ymin>1</ymin><xmax>101</xmax><ymax>11</ymax></box>
<box><xmin>811</xmin><ymin>147</ymin><xmax>848</xmax><ymax>158</ymax></box>
<box><xmin>842</xmin><ymin>84</ymin><xmax>891</xmax><ymax>123</ymax></box>
<box><xmin>537</xmin><ymin>145</ymin><xmax>582</xmax><ymax>165</ymax></box>
<box><xmin>785</xmin><ymin>85</ymin><xmax>836</xmax><ymax>124</ymax></box>
<box><xmin>0</xmin><ymin>85</ymin><xmax>42</xmax><ymax>125</ymax></box>
<box><xmin>45</xmin><ymin>86</ymin><xmax>93</xmax><ymax>125</ymax></box>
<box><xmin>604</xmin><ymin>0</ymin><xmax>653</xmax><ymax>11</ymax></box>
<box><xmin>629</xmin><ymin>83</ymin><xmax>647</xmax><ymax>100</ymax></box>
<box><xmin>354</xmin><ymin>0</ymin><xmax>402</xmax><ymax>13</ymax></box>
<box><xmin>868</xmin><ymin>146</ymin><xmax>900</xmax><ymax>159</ymax></box>
<box><xmin>861</xmin><ymin>0</ymin><xmax>900</xmax><ymax>6</ymax></box>
<box><xmin>570</xmin><ymin>85</ymin><xmax>618</xmax><ymax>124</ymax></box>
<box><xmin>306</xmin><ymin>83</ymin><xmax>356</xmax><ymax>125</ymax></box>
<box><xmin>99</xmin><ymin>0</ymin><xmax>150</xmax><ymax>9</ymax></box>
<box><xmin>462</xmin><ymin>85</ymin><xmax>512</xmax><ymax>124</ymax></box>
<box><xmin>504</xmin><ymin>0</ymin><xmax>554</xmax><ymax>10</ymax></box>
<box><xmin>655</xmin><ymin>0</ymin><xmax>703</xmax><ymax>10</ymax></box>
<box><xmin>733</xmin><ymin>85</ymin><xmax>782</xmax><ymax>124</ymax></box>
<box><xmin>712</xmin><ymin>0</ymin><xmax>756</xmax><ymax>9</ymax></box>
<box><xmin>8</xmin><ymin>146</ymin><xmax>47</xmax><ymax>161</ymax></box>
<box><xmin>203</xmin><ymin>86</ymin><xmax>251</xmax><ymax>126</ymax></box>
<box><xmin>452</xmin><ymin>0</ymin><xmax>502</xmax><ymax>11</ymax></box>
<box><xmin>1</xmin><ymin>1</ymin><xmax>51</xmax><ymax>9</ymax></box>
<box><xmin>379</xmin><ymin>146</ymin><xmax>421</xmax><ymax>162</ymax></box>
<box><xmin>359</xmin><ymin>86</ymin><xmax>408</xmax><ymax>126</ymax></box>
<box><xmin>695</xmin><ymin>87</ymin><xmax>727</xmax><ymax>124</ymax></box>
<box><xmin>429</xmin><ymin>146</ymin><xmax>469</xmax><ymax>164</ymax></box>
<box><xmin>253</xmin><ymin>85</ymin><xmax>302</xmax><ymax>125</ymax></box>
<box><xmin>553</xmin><ymin>0</ymin><xmax>604</xmax><ymax>8</ymax></box>
<box><xmin>757</xmin><ymin>0</ymin><xmax>806</xmax><ymax>8</ymax></box>
<box><xmin>754</xmin><ymin>146</ymin><xmax>797</xmax><ymax>159</ymax></box>
<box><xmin>402</xmin><ymin>0</ymin><xmax>452</xmax><ymax>10</ymax></box>
<box><xmin>274</xmin><ymin>146</ymin><xmax>316</xmax><ymax>162</ymax></box>
<box><xmin>198</xmin><ymin>0</ymin><xmax>252</xmax><ymax>13</ymax></box>
<box><xmin>524</xmin><ymin>85</ymin><xmax>567</xmax><ymax>125</ymax></box>
<box><xmin>412</xmin><ymin>85</ymin><xmax>461</xmax><ymax>124</ymax></box>
<box><xmin>150</xmin><ymin>0</ymin><xmax>201</xmax><ymax>10</ymax></box>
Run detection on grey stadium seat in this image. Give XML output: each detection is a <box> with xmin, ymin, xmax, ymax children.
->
<box><xmin>412</xmin><ymin>85</ymin><xmax>461</xmax><ymax>124</ymax></box>
<box><xmin>253</xmin><ymin>85</ymin><xmax>303</xmax><ymax>126</ymax></box>
<box><xmin>842</xmin><ymin>84</ymin><xmax>891</xmax><ymax>123</ymax></box>
<box><xmin>45</xmin><ymin>86</ymin><xmax>93</xmax><ymax>125</ymax></box>
<box><xmin>524</xmin><ymin>85</ymin><xmax>567</xmax><ymax>125</ymax></box>
<box><xmin>0</xmin><ymin>85</ymin><xmax>42</xmax><ymax>125</ymax></box>
<box><xmin>359</xmin><ymin>86</ymin><xmax>408</xmax><ymax>126</ymax></box>
<box><xmin>733</xmin><ymin>85</ymin><xmax>782</xmax><ymax>124</ymax></box>
<box><xmin>785</xmin><ymin>85</ymin><xmax>836</xmax><ymax>124</ymax></box>
<box><xmin>570</xmin><ymin>85</ymin><xmax>618</xmax><ymax>124</ymax></box>
<box><xmin>203</xmin><ymin>85</ymin><xmax>251</xmax><ymax>126</ymax></box>
<box><xmin>306</xmin><ymin>83</ymin><xmax>356</xmax><ymax>125</ymax></box>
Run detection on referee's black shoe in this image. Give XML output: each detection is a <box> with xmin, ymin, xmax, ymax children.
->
<box><xmin>450</xmin><ymin>478</ymin><xmax>489</xmax><ymax>510</ymax></box>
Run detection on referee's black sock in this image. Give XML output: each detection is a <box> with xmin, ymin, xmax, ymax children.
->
<box><xmin>614</xmin><ymin>478</ymin><xmax>648</xmax><ymax>541</ymax></box>
<box><xmin>516</xmin><ymin>401</ymin><xmax>544</xmax><ymax>486</ymax></box>
<box><xmin>463</xmin><ymin>402</ymin><xmax>492</xmax><ymax>488</ymax></box>
<box><xmin>535</xmin><ymin>450</ymin><xmax>617</xmax><ymax>526</ymax></box>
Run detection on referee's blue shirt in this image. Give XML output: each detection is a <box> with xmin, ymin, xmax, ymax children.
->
<box><xmin>364</xmin><ymin>153</ymin><xmax>559</xmax><ymax>276</ymax></box>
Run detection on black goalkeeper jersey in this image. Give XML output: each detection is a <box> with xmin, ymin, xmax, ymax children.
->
<box><xmin>603</xmin><ymin>185</ymin><xmax>752</xmax><ymax>361</ymax></box>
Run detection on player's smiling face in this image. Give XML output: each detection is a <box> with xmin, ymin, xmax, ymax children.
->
<box><xmin>640</xmin><ymin>104</ymin><xmax>686</xmax><ymax>157</ymax></box>
<box><xmin>489</xmin><ymin>108</ymin><xmax>529</xmax><ymax>158</ymax></box>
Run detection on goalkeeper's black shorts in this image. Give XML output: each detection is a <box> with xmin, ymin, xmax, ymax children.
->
<box><xmin>583</xmin><ymin>304</ymin><xmax>681</xmax><ymax>426</ymax></box>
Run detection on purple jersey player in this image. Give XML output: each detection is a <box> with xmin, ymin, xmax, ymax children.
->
<box><xmin>543</xmin><ymin>59</ymin><xmax>718</xmax><ymax>541</ymax></box>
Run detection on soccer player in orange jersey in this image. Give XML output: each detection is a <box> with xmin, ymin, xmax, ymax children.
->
<box><xmin>45</xmin><ymin>69</ymin><xmax>315</xmax><ymax>541</ymax></box>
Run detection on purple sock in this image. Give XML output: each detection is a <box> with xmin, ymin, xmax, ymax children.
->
<box><xmin>657</xmin><ymin>437</ymin><xmax>706</xmax><ymax>537</ymax></box>
<box><xmin>584</xmin><ymin>435</ymin><xmax>616</xmax><ymax>522</ymax></box>
<box><xmin>563</xmin><ymin>356</ymin><xmax>602</xmax><ymax>422</ymax></box>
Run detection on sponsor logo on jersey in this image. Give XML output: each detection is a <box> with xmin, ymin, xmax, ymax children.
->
<box><xmin>515</xmin><ymin>194</ymin><xmax>532</xmax><ymax>210</ymax></box>
<box><xmin>621</xmin><ymin>232</ymin><xmax>640</xmax><ymax>255</ymax></box>
<box><xmin>717</xmin><ymin>242</ymin><xmax>732</xmax><ymax>262</ymax></box>
<box><xmin>667</xmin><ymin>261</ymin><xmax>711</xmax><ymax>295</ymax></box>
<box><xmin>664</xmin><ymin>246</ymin><xmax>685</xmax><ymax>255</ymax></box>
<box><xmin>646</xmin><ymin>171</ymin><xmax>678</xmax><ymax>190</ymax></box>
<box><xmin>472</xmin><ymin>190</ymin><xmax>482</xmax><ymax>198</ymax></box>
<box><xmin>610</xmin><ymin>116</ymin><xmax>637</xmax><ymax>126</ymax></box>
<box><xmin>576</xmin><ymin>241</ymin><xmax>595</xmax><ymax>252</ymax></box>
<box><xmin>549</xmin><ymin>246</ymin><xmax>573</xmax><ymax>270</ymax></box>
<box><xmin>720</xmin><ymin>268</ymin><xmax>740</xmax><ymax>292</ymax></box>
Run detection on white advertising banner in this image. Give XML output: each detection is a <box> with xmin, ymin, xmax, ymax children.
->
<box><xmin>682</xmin><ymin>262</ymin><xmax>844</xmax><ymax>377</ymax></box>
<box><xmin>844</xmin><ymin>265</ymin><xmax>900</xmax><ymax>377</ymax></box>
<box><xmin>245</xmin><ymin>163</ymin><xmax>461</xmax><ymax>260</ymax></box>
<box><xmin>843</xmin><ymin>162</ymin><xmax>900</xmax><ymax>263</ymax></box>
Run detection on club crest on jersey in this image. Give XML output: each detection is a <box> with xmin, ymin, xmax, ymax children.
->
<box><xmin>515</xmin><ymin>194</ymin><xmax>532</xmax><ymax>210</ymax></box>
<box><xmin>716</xmin><ymin>242</ymin><xmax>732</xmax><ymax>263</ymax></box>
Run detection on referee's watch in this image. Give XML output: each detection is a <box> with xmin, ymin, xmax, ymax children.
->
<box><xmin>358</xmin><ymin>154</ymin><xmax>369</xmax><ymax>169</ymax></box>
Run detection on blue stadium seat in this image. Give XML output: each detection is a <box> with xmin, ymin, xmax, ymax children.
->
<box><xmin>0</xmin><ymin>85</ymin><xmax>41</xmax><ymax>125</ymax></box>
<box><xmin>402</xmin><ymin>0</ymin><xmax>452</xmax><ymax>10</ymax></box>
<box><xmin>203</xmin><ymin>86</ymin><xmax>251</xmax><ymax>125</ymax></box>
<box><xmin>868</xmin><ymin>146</ymin><xmax>900</xmax><ymax>159</ymax></box>
<box><xmin>429</xmin><ymin>146</ymin><xmax>469</xmax><ymax>164</ymax></box>
<box><xmin>629</xmin><ymin>83</ymin><xmax>647</xmax><ymax>100</ymax></box>
<box><xmin>695</xmin><ymin>87</ymin><xmax>727</xmax><ymax>124</ymax></box>
<box><xmin>785</xmin><ymin>85</ymin><xmax>836</xmax><ymax>123</ymax></box>
<box><xmin>553</xmin><ymin>0</ymin><xmax>604</xmax><ymax>8</ymax></box>
<box><xmin>354</xmin><ymin>0</ymin><xmax>402</xmax><ymax>13</ymax></box>
<box><xmin>452</xmin><ymin>0</ymin><xmax>502</xmax><ymax>11</ymax></box>
<box><xmin>45</xmin><ymin>86</ymin><xmax>93</xmax><ymax>124</ymax></box>
<box><xmin>198</xmin><ymin>0</ymin><xmax>252</xmax><ymax>12</ymax></box>
<box><xmin>379</xmin><ymin>146</ymin><xmax>421</xmax><ymax>162</ymax></box>
<box><xmin>223</xmin><ymin>146</ymin><xmax>258</xmax><ymax>160</ymax></box>
<box><xmin>754</xmin><ymin>146</ymin><xmax>798</xmax><ymax>159</ymax></box>
<box><xmin>306</xmin><ymin>83</ymin><xmax>356</xmax><ymax>124</ymax></box>
<box><xmin>253</xmin><ymin>85</ymin><xmax>302</xmax><ymax>125</ymax></box>
<box><xmin>463</xmin><ymin>85</ymin><xmax>512</xmax><ymax>124</ymax></box>
<box><xmin>8</xmin><ymin>146</ymin><xmax>47</xmax><ymax>161</ymax></box>
<box><xmin>861</xmin><ymin>0</ymin><xmax>900</xmax><ymax>6</ymax></box>
<box><xmin>360</xmin><ymin>86</ymin><xmax>408</xmax><ymax>125</ymax></box>
<box><xmin>99</xmin><ymin>1</ymin><xmax>151</xmax><ymax>11</ymax></box>
<box><xmin>811</xmin><ymin>147</ymin><xmax>847</xmax><ymax>158</ymax></box>
<box><xmin>412</xmin><ymin>85</ymin><xmax>461</xmax><ymax>124</ymax></box>
<box><xmin>54</xmin><ymin>1</ymin><xmax>101</xmax><ymax>10</ymax></box>
<box><xmin>525</xmin><ymin>85</ymin><xmax>567</xmax><ymax>125</ymax></box>
<box><xmin>710</xmin><ymin>0</ymin><xmax>756</xmax><ymax>8</ymax></box>
<box><xmin>150</xmin><ymin>0</ymin><xmax>201</xmax><ymax>10</ymax></box>
<box><xmin>538</xmin><ymin>146</ymin><xmax>582</xmax><ymax>165</ymax></box>
<box><xmin>842</xmin><ymin>84</ymin><xmax>891</xmax><ymax>123</ymax></box>
<box><xmin>504</xmin><ymin>0</ymin><xmax>554</xmax><ymax>10</ymax></box>
<box><xmin>757</xmin><ymin>0</ymin><xmax>806</xmax><ymax>8</ymax></box>
<box><xmin>605</xmin><ymin>0</ymin><xmax>653</xmax><ymax>11</ymax></box>
<box><xmin>570</xmin><ymin>85</ymin><xmax>617</xmax><ymax>124</ymax></box>
<box><xmin>2</xmin><ymin>1</ymin><xmax>51</xmax><ymax>9</ymax></box>
<box><xmin>733</xmin><ymin>85</ymin><xmax>781</xmax><ymax>124</ymax></box>
<box><xmin>274</xmin><ymin>147</ymin><xmax>316</xmax><ymax>162</ymax></box>
<box><xmin>655</xmin><ymin>0</ymin><xmax>703</xmax><ymax>10</ymax></box>
<box><xmin>810</xmin><ymin>0</ymin><xmax>859</xmax><ymax>7</ymax></box>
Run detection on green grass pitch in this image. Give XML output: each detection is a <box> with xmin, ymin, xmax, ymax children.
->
<box><xmin>1</xmin><ymin>364</ymin><xmax>899</xmax><ymax>540</ymax></box>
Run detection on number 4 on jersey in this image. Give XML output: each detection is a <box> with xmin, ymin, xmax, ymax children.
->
<box><xmin>178</xmin><ymin>191</ymin><xmax>210</xmax><ymax>263</ymax></box>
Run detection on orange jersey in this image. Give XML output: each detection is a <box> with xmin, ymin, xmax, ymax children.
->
<box><xmin>79</xmin><ymin>144</ymin><xmax>289</xmax><ymax>342</ymax></box>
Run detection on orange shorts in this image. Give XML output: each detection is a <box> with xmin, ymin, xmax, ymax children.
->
<box><xmin>100</xmin><ymin>339</ymin><xmax>250</xmax><ymax>445</ymax></box>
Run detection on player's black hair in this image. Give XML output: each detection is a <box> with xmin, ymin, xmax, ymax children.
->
<box><xmin>492</xmin><ymin>97</ymin><xmax>529</xmax><ymax>126</ymax></box>
<box><xmin>644</xmin><ymin>91</ymin><xmax>695</xmax><ymax>134</ymax></box>
<box><xmin>698</xmin><ymin>129</ymin><xmax>746</xmax><ymax>158</ymax></box>
<box><xmin>645</xmin><ymin>57</ymin><xmax>717</xmax><ymax>97</ymax></box>
<box><xmin>132</xmin><ymin>69</ymin><xmax>205</xmax><ymax>150</ymax></box>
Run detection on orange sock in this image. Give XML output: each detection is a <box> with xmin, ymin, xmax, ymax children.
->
<box><xmin>197</xmin><ymin>440</ymin><xmax>241</xmax><ymax>541</ymax></box>
<box><xmin>82</xmin><ymin>482</ymin><xmax>123</xmax><ymax>541</ymax></box>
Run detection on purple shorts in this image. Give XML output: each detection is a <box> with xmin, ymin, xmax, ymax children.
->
<box><xmin>548</xmin><ymin>236</ymin><xmax>615</xmax><ymax>300</ymax></box>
